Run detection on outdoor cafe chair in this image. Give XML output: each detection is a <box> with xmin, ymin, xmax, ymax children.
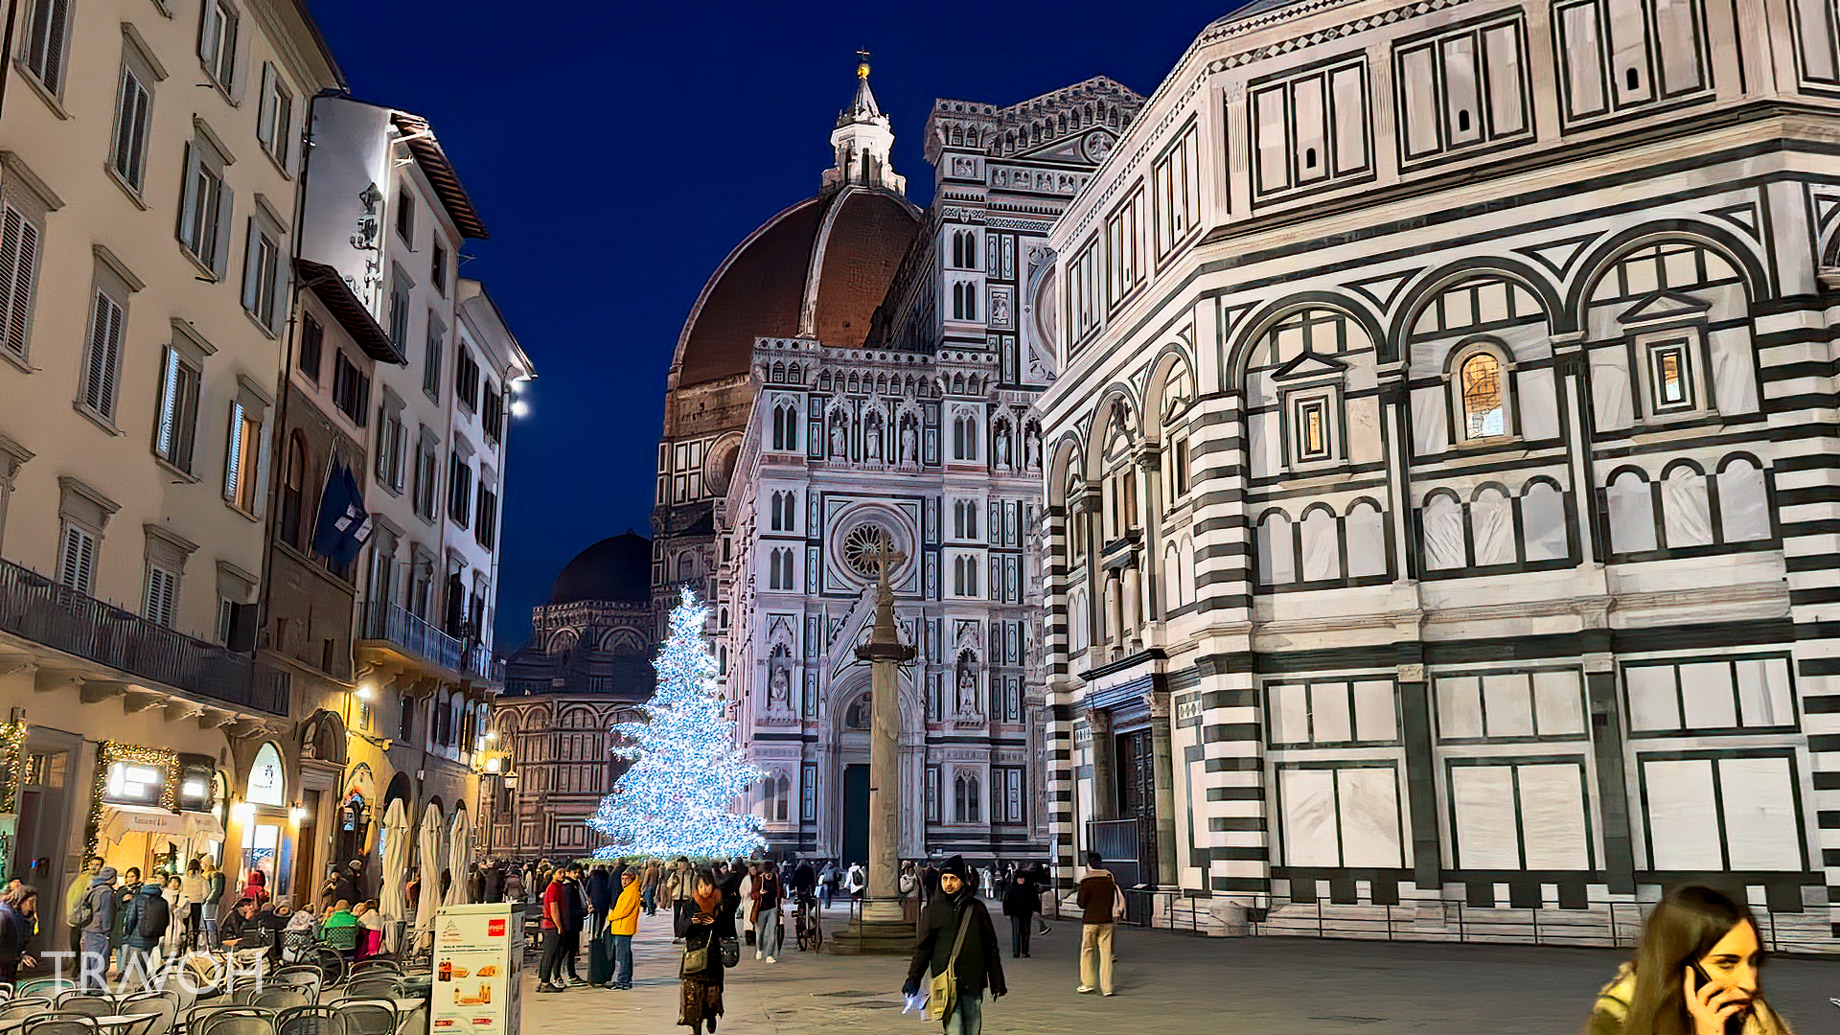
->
<box><xmin>22</xmin><ymin>1015</ymin><xmax>99</xmax><ymax>1035</ymax></box>
<box><xmin>273</xmin><ymin>1007</ymin><xmax>342</xmax><ymax>1035</ymax></box>
<box><xmin>320</xmin><ymin>1001</ymin><xmax>390</xmax><ymax>1035</ymax></box>
<box><xmin>52</xmin><ymin>995</ymin><xmax>116</xmax><ymax>1019</ymax></box>
<box><xmin>191</xmin><ymin>1008</ymin><xmax>274</xmax><ymax>1035</ymax></box>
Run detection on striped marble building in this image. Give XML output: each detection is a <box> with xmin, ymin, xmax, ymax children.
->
<box><xmin>1033</xmin><ymin>0</ymin><xmax>1840</xmax><ymax>948</ymax></box>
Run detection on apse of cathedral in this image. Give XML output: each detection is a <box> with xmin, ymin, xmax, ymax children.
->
<box><xmin>654</xmin><ymin>56</ymin><xmax>1142</xmax><ymax>861</ymax></box>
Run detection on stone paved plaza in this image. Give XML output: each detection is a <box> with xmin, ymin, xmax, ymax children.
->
<box><xmin>517</xmin><ymin>905</ymin><xmax>1839</xmax><ymax>1034</ymax></box>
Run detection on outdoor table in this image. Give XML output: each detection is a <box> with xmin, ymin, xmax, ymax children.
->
<box><xmin>89</xmin><ymin>1015</ymin><xmax>161</xmax><ymax>1035</ymax></box>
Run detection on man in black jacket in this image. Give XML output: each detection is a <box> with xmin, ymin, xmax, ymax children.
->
<box><xmin>904</xmin><ymin>856</ymin><xmax>1005</xmax><ymax>1035</ymax></box>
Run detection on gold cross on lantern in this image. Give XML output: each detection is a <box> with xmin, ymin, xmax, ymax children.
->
<box><xmin>862</xmin><ymin>531</ymin><xmax>906</xmax><ymax>594</ymax></box>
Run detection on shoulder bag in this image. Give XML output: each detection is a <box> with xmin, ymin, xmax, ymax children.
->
<box><xmin>924</xmin><ymin>904</ymin><xmax>974</xmax><ymax>1022</ymax></box>
<box><xmin>682</xmin><ymin>927</ymin><xmax>712</xmax><ymax>976</ymax></box>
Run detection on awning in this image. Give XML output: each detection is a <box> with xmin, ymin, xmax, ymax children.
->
<box><xmin>101</xmin><ymin>804</ymin><xmax>187</xmax><ymax>842</ymax></box>
<box><xmin>102</xmin><ymin>806</ymin><xmax>225</xmax><ymax>845</ymax></box>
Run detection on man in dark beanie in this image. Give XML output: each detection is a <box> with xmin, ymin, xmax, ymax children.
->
<box><xmin>904</xmin><ymin>855</ymin><xmax>1005</xmax><ymax>1034</ymax></box>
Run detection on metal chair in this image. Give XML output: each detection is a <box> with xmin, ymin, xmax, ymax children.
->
<box><xmin>265</xmin><ymin>971</ymin><xmax>317</xmax><ymax>1004</ymax></box>
<box><xmin>0</xmin><ymin>1000</ymin><xmax>56</xmax><ymax>1035</ymax></box>
<box><xmin>119</xmin><ymin>991</ymin><xmax>179</xmax><ymax>1035</ymax></box>
<box><xmin>51</xmin><ymin>994</ymin><xmax>116</xmax><ymax>1018</ymax></box>
<box><xmin>191</xmin><ymin>1009</ymin><xmax>275</xmax><ymax>1035</ymax></box>
<box><xmin>244</xmin><ymin>990</ymin><xmax>306</xmax><ymax>1014</ymax></box>
<box><xmin>14</xmin><ymin>981</ymin><xmax>72</xmax><ymax>1001</ymax></box>
<box><xmin>319</xmin><ymin>1001</ymin><xmax>390</xmax><ymax>1035</ymax></box>
<box><xmin>21</xmin><ymin>1015</ymin><xmax>100</xmax><ymax>1035</ymax></box>
<box><xmin>343</xmin><ymin>961</ymin><xmax>399</xmax><ymax>979</ymax></box>
<box><xmin>272</xmin><ymin>1007</ymin><xmax>341</xmax><ymax>1035</ymax></box>
<box><xmin>334</xmin><ymin>978</ymin><xmax>396</xmax><ymax>1003</ymax></box>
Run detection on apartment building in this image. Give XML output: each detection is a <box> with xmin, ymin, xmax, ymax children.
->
<box><xmin>0</xmin><ymin>0</ymin><xmax>338</xmax><ymax>899</ymax></box>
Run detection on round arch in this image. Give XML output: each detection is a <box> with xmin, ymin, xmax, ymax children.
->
<box><xmin>1141</xmin><ymin>343</ymin><xmax>1197</xmax><ymax>445</ymax></box>
<box><xmin>1564</xmin><ymin>220</ymin><xmax>1770</xmax><ymax>315</ymax></box>
<box><xmin>1082</xmin><ymin>386</ymin><xmax>1138</xmax><ymax>484</ymax></box>
<box><xmin>1387</xmin><ymin>256</ymin><xmax>1565</xmax><ymax>357</ymax></box>
<box><xmin>1223</xmin><ymin>291</ymin><xmax>1385</xmax><ymax>392</ymax></box>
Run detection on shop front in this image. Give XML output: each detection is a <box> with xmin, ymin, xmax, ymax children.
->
<box><xmin>88</xmin><ymin>742</ymin><xmax>223</xmax><ymax>880</ymax></box>
<box><xmin>232</xmin><ymin>742</ymin><xmax>296</xmax><ymax>904</ymax></box>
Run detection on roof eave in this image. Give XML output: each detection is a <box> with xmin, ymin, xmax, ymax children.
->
<box><xmin>295</xmin><ymin>258</ymin><xmax>406</xmax><ymax>365</ymax></box>
<box><xmin>391</xmin><ymin>113</ymin><xmax>489</xmax><ymax>241</ymax></box>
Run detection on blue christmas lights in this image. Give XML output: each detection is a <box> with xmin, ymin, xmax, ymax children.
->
<box><xmin>589</xmin><ymin>588</ymin><xmax>766</xmax><ymax>859</ymax></box>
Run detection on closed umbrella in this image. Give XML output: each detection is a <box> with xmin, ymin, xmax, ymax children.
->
<box><xmin>415</xmin><ymin>803</ymin><xmax>443</xmax><ymax>947</ymax></box>
<box><xmin>444</xmin><ymin>809</ymin><xmax>470</xmax><ymax>907</ymax></box>
<box><xmin>380</xmin><ymin>799</ymin><xmax>410</xmax><ymax>952</ymax></box>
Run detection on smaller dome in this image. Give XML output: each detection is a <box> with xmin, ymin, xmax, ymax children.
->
<box><xmin>549</xmin><ymin>533</ymin><xmax>651</xmax><ymax>605</ymax></box>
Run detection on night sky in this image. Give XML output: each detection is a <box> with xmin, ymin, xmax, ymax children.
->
<box><xmin>308</xmin><ymin>0</ymin><xmax>1240</xmax><ymax>651</ymax></box>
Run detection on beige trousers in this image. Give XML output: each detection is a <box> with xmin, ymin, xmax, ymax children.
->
<box><xmin>1079</xmin><ymin>922</ymin><xmax>1114</xmax><ymax>993</ymax></box>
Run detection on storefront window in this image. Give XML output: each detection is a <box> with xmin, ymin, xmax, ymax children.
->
<box><xmin>246</xmin><ymin>743</ymin><xmax>285</xmax><ymax>806</ymax></box>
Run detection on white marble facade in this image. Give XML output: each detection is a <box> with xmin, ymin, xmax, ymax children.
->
<box><xmin>1035</xmin><ymin>0</ymin><xmax>1840</xmax><ymax>948</ymax></box>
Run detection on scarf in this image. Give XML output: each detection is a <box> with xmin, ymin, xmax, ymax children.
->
<box><xmin>692</xmin><ymin>883</ymin><xmax>722</xmax><ymax>915</ymax></box>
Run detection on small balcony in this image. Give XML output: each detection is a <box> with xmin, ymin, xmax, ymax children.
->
<box><xmin>358</xmin><ymin>601</ymin><xmax>502</xmax><ymax>686</ymax></box>
<box><xmin>0</xmin><ymin>555</ymin><xmax>289</xmax><ymax>715</ymax></box>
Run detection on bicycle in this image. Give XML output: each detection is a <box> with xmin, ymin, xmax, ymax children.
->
<box><xmin>794</xmin><ymin>893</ymin><xmax>823</xmax><ymax>952</ymax></box>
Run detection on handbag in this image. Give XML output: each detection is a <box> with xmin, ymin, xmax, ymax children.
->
<box><xmin>924</xmin><ymin>904</ymin><xmax>975</xmax><ymax>1022</ymax></box>
<box><xmin>720</xmin><ymin>936</ymin><xmax>740</xmax><ymax>968</ymax></box>
<box><xmin>682</xmin><ymin>929</ymin><xmax>712</xmax><ymax>975</ymax></box>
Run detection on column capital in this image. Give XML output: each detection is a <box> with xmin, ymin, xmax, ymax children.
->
<box><xmin>1145</xmin><ymin>689</ymin><xmax>1171</xmax><ymax>719</ymax></box>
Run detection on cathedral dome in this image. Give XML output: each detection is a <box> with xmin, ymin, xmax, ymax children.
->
<box><xmin>548</xmin><ymin>532</ymin><xmax>652</xmax><ymax>605</ymax></box>
<box><xmin>673</xmin><ymin>187</ymin><xmax>920</xmax><ymax>386</ymax></box>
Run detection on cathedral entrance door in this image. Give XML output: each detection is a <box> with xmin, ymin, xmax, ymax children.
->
<box><xmin>842</xmin><ymin>765</ymin><xmax>870</xmax><ymax>866</ymax></box>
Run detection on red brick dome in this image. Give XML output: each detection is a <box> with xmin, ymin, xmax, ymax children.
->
<box><xmin>672</xmin><ymin>186</ymin><xmax>920</xmax><ymax>386</ymax></box>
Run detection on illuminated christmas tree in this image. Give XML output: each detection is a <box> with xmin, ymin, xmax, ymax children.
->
<box><xmin>589</xmin><ymin>587</ymin><xmax>765</xmax><ymax>858</ymax></box>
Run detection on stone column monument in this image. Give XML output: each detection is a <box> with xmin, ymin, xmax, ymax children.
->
<box><xmin>833</xmin><ymin>532</ymin><xmax>918</xmax><ymax>954</ymax></box>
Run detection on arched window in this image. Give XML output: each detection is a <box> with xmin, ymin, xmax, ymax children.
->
<box><xmin>954</xmin><ymin>774</ymin><xmax>968</xmax><ymax>822</ymax></box>
<box><xmin>772</xmin><ymin>402</ymin><xmax>799</xmax><ymax>452</ymax></box>
<box><xmin>1257</xmin><ymin>511</ymin><xmax>1295</xmax><ymax>586</ymax></box>
<box><xmin>1163</xmin><ymin>543</ymin><xmax>1182</xmax><ymax>611</ymax></box>
<box><xmin>775</xmin><ymin>773</ymin><xmax>790</xmax><ymax>822</ymax></box>
<box><xmin>966</xmin><ymin>286</ymin><xmax>977</xmax><ymax>322</ymax></box>
<box><xmin>676</xmin><ymin>550</ymin><xmax>698</xmax><ymax>580</ymax></box>
<box><xmin>966</xmin><ymin>775</ymin><xmax>981</xmax><ymax>823</ymax></box>
<box><xmin>1069</xmin><ymin>588</ymin><xmax>1089</xmax><ymax>652</ymax></box>
<box><xmin>1459</xmin><ymin>351</ymin><xmax>1506</xmax><ymax>439</ymax></box>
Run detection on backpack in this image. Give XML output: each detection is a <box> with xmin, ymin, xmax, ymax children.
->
<box><xmin>138</xmin><ymin>894</ymin><xmax>170</xmax><ymax>939</ymax></box>
<box><xmin>68</xmin><ymin>888</ymin><xmax>96</xmax><ymax>929</ymax></box>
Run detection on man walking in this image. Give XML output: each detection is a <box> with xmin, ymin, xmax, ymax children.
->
<box><xmin>903</xmin><ymin>856</ymin><xmax>1006</xmax><ymax>1035</ymax></box>
<box><xmin>666</xmin><ymin>857</ymin><xmax>694</xmax><ymax>943</ymax></box>
<box><xmin>1075</xmin><ymin>852</ymin><xmax>1119</xmax><ymax>996</ymax></box>
<box><xmin>561</xmin><ymin>863</ymin><xmax>589</xmax><ymax>986</ymax></box>
<box><xmin>63</xmin><ymin>855</ymin><xmax>101</xmax><ymax>957</ymax></box>
<box><xmin>74</xmin><ymin>866</ymin><xmax>116</xmax><ymax>991</ymax></box>
<box><xmin>752</xmin><ymin>863</ymin><xmax>783</xmax><ymax>963</ymax></box>
<box><xmin>536</xmin><ymin>868</ymin><xmax>569</xmax><ymax>992</ymax></box>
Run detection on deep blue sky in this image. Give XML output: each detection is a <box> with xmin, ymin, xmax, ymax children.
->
<box><xmin>309</xmin><ymin>0</ymin><xmax>1238</xmax><ymax>650</ymax></box>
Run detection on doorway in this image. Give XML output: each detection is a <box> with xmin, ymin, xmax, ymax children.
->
<box><xmin>292</xmin><ymin>789</ymin><xmax>320</xmax><ymax>905</ymax></box>
<box><xmin>1113</xmin><ymin>728</ymin><xmax>1157</xmax><ymax>889</ymax></box>
<box><xmin>14</xmin><ymin>733</ymin><xmax>74</xmax><ymax>889</ymax></box>
<box><xmin>842</xmin><ymin>765</ymin><xmax>869</xmax><ymax>867</ymax></box>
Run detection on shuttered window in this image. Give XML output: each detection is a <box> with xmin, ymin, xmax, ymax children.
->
<box><xmin>22</xmin><ymin>0</ymin><xmax>71</xmax><ymax>95</ymax></box>
<box><xmin>81</xmin><ymin>290</ymin><xmax>126</xmax><ymax>421</ymax></box>
<box><xmin>178</xmin><ymin>142</ymin><xmax>234</xmax><ymax>277</ymax></box>
<box><xmin>0</xmin><ymin>205</ymin><xmax>41</xmax><ymax>361</ymax></box>
<box><xmin>198</xmin><ymin>0</ymin><xmax>238</xmax><ymax>91</ymax></box>
<box><xmin>58</xmin><ymin>523</ymin><xmax>97</xmax><ymax>595</ymax></box>
<box><xmin>223</xmin><ymin>401</ymin><xmax>262</xmax><ymax>512</ymax></box>
<box><xmin>153</xmin><ymin>346</ymin><xmax>202</xmax><ymax>473</ymax></box>
<box><xmin>110</xmin><ymin>63</ymin><xmax>153</xmax><ymax>192</ymax></box>
<box><xmin>144</xmin><ymin>565</ymin><xmax>179</xmax><ymax>627</ymax></box>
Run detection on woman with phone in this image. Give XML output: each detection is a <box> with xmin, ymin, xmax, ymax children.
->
<box><xmin>676</xmin><ymin>870</ymin><xmax>734</xmax><ymax>1033</ymax></box>
<box><xmin>1583</xmin><ymin>884</ymin><xmax>1793</xmax><ymax>1035</ymax></box>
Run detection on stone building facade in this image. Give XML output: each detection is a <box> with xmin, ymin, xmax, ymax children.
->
<box><xmin>1034</xmin><ymin>0</ymin><xmax>1840</xmax><ymax>948</ymax></box>
<box><xmin>666</xmin><ymin>60</ymin><xmax>1141</xmax><ymax>863</ymax></box>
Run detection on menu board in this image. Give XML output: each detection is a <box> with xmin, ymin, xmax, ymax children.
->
<box><xmin>431</xmin><ymin>902</ymin><xmax>523</xmax><ymax>1035</ymax></box>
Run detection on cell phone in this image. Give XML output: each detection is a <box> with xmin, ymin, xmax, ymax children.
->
<box><xmin>1687</xmin><ymin>960</ymin><xmax>1714</xmax><ymax>990</ymax></box>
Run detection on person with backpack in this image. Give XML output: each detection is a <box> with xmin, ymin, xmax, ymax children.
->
<box><xmin>72</xmin><ymin>866</ymin><xmax>116</xmax><ymax>990</ymax></box>
<box><xmin>63</xmin><ymin>855</ymin><xmax>101</xmax><ymax>956</ymax></box>
<box><xmin>121</xmin><ymin>877</ymin><xmax>170</xmax><ymax>982</ymax></box>
<box><xmin>903</xmin><ymin>856</ymin><xmax>1006</xmax><ymax>1035</ymax></box>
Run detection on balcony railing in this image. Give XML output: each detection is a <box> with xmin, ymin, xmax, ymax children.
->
<box><xmin>0</xmin><ymin>555</ymin><xmax>289</xmax><ymax>714</ymax></box>
<box><xmin>360</xmin><ymin>601</ymin><xmax>501</xmax><ymax>683</ymax></box>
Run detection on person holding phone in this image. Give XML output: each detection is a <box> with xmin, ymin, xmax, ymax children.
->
<box><xmin>676</xmin><ymin>870</ymin><xmax>731</xmax><ymax>1034</ymax></box>
<box><xmin>1583</xmin><ymin>884</ymin><xmax>1793</xmax><ymax>1035</ymax></box>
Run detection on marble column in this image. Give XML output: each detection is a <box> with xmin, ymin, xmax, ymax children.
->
<box><xmin>1146</xmin><ymin>690</ymin><xmax>1178</xmax><ymax>888</ymax></box>
<box><xmin>854</xmin><ymin>550</ymin><xmax>915</xmax><ymax>924</ymax></box>
<box><xmin>1087</xmin><ymin>706</ymin><xmax>1116</xmax><ymax>821</ymax></box>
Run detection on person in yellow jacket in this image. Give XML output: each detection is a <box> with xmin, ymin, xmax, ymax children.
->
<box><xmin>604</xmin><ymin>870</ymin><xmax>642</xmax><ymax>991</ymax></box>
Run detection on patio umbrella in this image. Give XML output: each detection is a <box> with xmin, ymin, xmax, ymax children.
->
<box><xmin>380</xmin><ymin>799</ymin><xmax>410</xmax><ymax>952</ymax></box>
<box><xmin>415</xmin><ymin>802</ymin><xmax>443</xmax><ymax>947</ymax></box>
<box><xmin>444</xmin><ymin>809</ymin><xmax>470</xmax><ymax>907</ymax></box>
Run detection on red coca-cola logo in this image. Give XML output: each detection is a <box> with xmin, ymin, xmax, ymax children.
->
<box><xmin>488</xmin><ymin>919</ymin><xmax>506</xmax><ymax>936</ymax></box>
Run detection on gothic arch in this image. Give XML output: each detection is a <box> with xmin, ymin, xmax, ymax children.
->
<box><xmin>1223</xmin><ymin>292</ymin><xmax>1386</xmax><ymax>391</ymax></box>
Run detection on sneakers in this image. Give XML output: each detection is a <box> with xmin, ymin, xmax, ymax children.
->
<box><xmin>1077</xmin><ymin>986</ymin><xmax>1095</xmax><ymax>994</ymax></box>
<box><xmin>536</xmin><ymin>984</ymin><xmax>562</xmax><ymax>994</ymax></box>
<box><xmin>755</xmin><ymin>950</ymin><xmax>763</xmax><ymax>960</ymax></box>
<box><xmin>1103</xmin><ymin>991</ymin><xmax>1118</xmax><ymax>997</ymax></box>
<box><xmin>764</xmin><ymin>956</ymin><xmax>777</xmax><ymax>964</ymax></box>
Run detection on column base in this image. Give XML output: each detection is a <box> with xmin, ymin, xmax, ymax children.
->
<box><xmin>828</xmin><ymin>916</ymin><xmax>914</xmax><ymax>956</ymax></box>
